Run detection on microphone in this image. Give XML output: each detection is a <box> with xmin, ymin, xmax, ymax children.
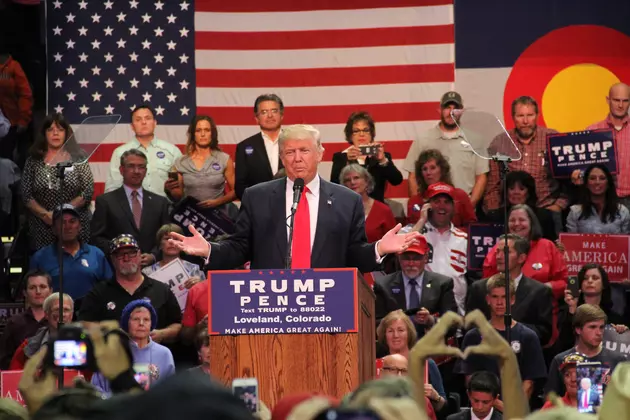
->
<box><xmin>291</xmin><ymin>178</ymin><xmax>305</xmax><ymax>213</ymax></box>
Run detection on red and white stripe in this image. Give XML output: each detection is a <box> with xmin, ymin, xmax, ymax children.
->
<box><xmin>88</xmin><ymin>0</ymin><xmax>455</xmax><ymax>204</ymax></box>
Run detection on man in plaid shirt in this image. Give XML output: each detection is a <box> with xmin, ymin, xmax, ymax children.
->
<box><xmin>483</xmin><ymin>96</ymin><xmax>568</xmax><ymax>221</ymax></box>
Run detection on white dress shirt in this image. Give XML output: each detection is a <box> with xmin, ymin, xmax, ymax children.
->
<box><xmin>513</xmin><ymin>273</ymin><xmax>523</xmax><ymax>292</ymax></box>
<box><xmin>123</xmin><ymin>185</ymin><xmax>144</xmax><ymax>210</ymax></box>
<box><xmin>262</xmin><ymin>131</ymin><xmax>280</xmax><ymax>175</ymax></box>
<box><xmin>471</xmin><ymin>408</ymin><xmax>494</xmax><ymax>420</ymax></box>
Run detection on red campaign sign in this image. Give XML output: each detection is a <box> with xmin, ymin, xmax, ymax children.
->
<box><xmin>559</xmin><ymin>233</ymin><xmax>630</xmax><ymax>282</ymax></box>
<box><xmin>1</xmin><ymin>370</ymin><xmax>81</xmax><ymax>406</ymax></box>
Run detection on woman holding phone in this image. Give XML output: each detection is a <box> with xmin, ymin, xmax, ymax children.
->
<box><xmin>329</xmin><ymin>111</ymin><xmax>403</xmax><ymax>202</ymax></box>
<box><xmin>164</xmin><ymin>115</ymin><xmax>237</xmax><ymax>219</ymax></box>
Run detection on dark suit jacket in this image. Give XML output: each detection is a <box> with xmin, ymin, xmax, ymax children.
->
<box><xmin>206</xmin><ymin>177</ymin><xmax>380</xmax><ymax>272</ymax></box>
<box><xmin>577</xmin><ymin>389</ymin><xmax>600</xmax><ymax>409</ymax></box>
<box><xmin>447</xmin><ymin>409</ymin><xmax>503</xmax><ymax>420</ymax></box>
<box><xmin>90</xmin><ymin>187</ymin><xmax>171</xmax><ymax>257</ymax></box>
<box><xmin>329</xmin><ymin>151</ymin><xmax>403</xmax><ymax>202</ymax></box>
<box><xmin>465</xmin><ymin>275</ymin><xmax>553</xmax><ymax>344</ymax></box>
<box><xmin>235</xmin><ymin>133</ymin><xmax>284</xmax><ymax>200</ymax></box>
<box><xmin>377</xmin><ymin>271</ymin><xmax>457</xmax><ymax>315</ymax></box>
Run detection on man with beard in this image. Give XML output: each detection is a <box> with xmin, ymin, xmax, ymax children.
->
<box><xmin>403</xmin><ymin>91</ymin><xmax>488</xmax><ymax>207</ymax></box>
<box><xmin>483</xmin><ymin>96</ymin><xmax>567</xmax><ymax>225</ymax></box>
<box><xmin>78</xmin><ymin>234</ymin><xmax>182</xmax><ymax>345</ymax></box>
<box><xmin>235</xmin><ymin>93</ymin><xmax>285</xmax><ymax>199</ymax></box>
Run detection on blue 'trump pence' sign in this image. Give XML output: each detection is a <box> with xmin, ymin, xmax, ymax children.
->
<box><xmin>207</xmin><ymin>269</ymin><xmax>358</xmax><ymax>335</ymax></box>
<box><xmin>547</xmin><ymin>129</ymin><xmax>617</xmax><ymax>178</ymax></box>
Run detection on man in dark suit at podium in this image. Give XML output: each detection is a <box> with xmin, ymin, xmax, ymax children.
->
<box><xmin>170</xmin><ymin>124</ymin><xmax>422</xmax><ymax>271</ymax></box>
<box><xmin>234</xmin><ymin>94</ymin><xmax>285</xmax><ymax>199</ymax></box>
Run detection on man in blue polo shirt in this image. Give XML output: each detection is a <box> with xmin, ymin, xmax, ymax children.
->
<box><xmin>30</xmin><ymin>204</ymin><xmax>112</xmax><ymax>306</ymax></box>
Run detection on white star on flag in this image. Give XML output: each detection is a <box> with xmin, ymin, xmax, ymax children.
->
<box><xmin>142</xmin><ymin>92</ymin><xmax>152</xmax><ymax>102</ymax></box>
<box><xmin>78</xmin><ymin>53</ymin><xmax>88</xmax><ymax>62</ymax></box>
<box><xmin>91</xmin><ymin>40</ymin><xmax>101</xmax><ymax>49</ymax></box>
<box><xmin>79</xmin><ymin>79</ymin><xmax>89</xmax><ymax>88</ymax></box>
<box><xmin>180</xmin><ymin>106</ymin><xmax>189</xmax><ymax>116</ymax></box>
<box><xmin>154</xmin><ymin>27</ymin><xmax>164</xmax><ymax>37</ymax></box>
<box><xmin>104</xmin><ymin>0</ymin><xmax>114</xmax><ymax>9</ymax></box>
<box><xmin>103</xmin><ymin>26</ymin><xmax>114</xmax><ymax>36</ymax></box>
<box><xmin>180</xmin><ymin>1</ymin><xmax>190</xmax><ymax>11</ymax></box>
<box><xmin>129</xmin><ymin>52</ymin><xmax>139</xmax><ymax>62</ymax></box>
<box><xmin>53</xmin><ymin>53</ymin><xmax>63</xmax><ymax>62</ymax></box>
<box><xmin>155</xmin><ymin>105</ymin><xmax>165</xmax><ymax>115</ymax></box>
<box><xmin>154</xmin><ymin>53</ymin><xmax>164</xmax><ymax>63</ymax></box>
<box><xmin>78</xmin><ymin>27</ymin><xmax>88</xmax><ymax>36</ymax></box>
<box><xmin>141</xmin><ymin>66</ymin><xmax>152</xmax><ymax>76</ymax></box>
<box><xmin>79</xmin><ymin>105</ymin><xmax>90</xmax><ymax>115</ymax></box>
<box><xmin>129</xmin><ymin>78</ymin><xmax>139</xmax><ymax>88</ymax></box>
<box><xmin>179</xmin><ymin>80</ymin><xmax>189</xmax><ymax>89</ymax></box>
<box><xmin>52</xmin><ymin>0</ymin><xmax>62</xmax><ymax>9</ymax></box>
<box><xmin>117</xmin><ymin>39</ymin><xmax>127</xmax><ymax>49</ymax></box>
<box><xmin>117</xmin><ymin>12</ymin><xmax>127</xmax><ymax>22</ymax></box>
<box><xmin>179</xmin><ymin>28</ymin><xmax>189</xmax><ymax>37</ymax></box>
<box><xmin>91</xmin><ymin>66</ymin><xmax>101</xmax><ymax>75</ymax></box>
<box><xmin>67</xmin><ymin>92</ymin><xmax>76</xmax><ymax>101</ymax></box>
<box><xmin>129</xmin><ymin>26</ymin><xmax>139</xmax><ymax>36</ymax></box>
<box><xmin>91</xmin><ymin>14</ymin><xmax>101</xmax><ymax>23</ymax></box>
<box><xmin>117</xmin><ymin>65</ymin><xmax>127</xmax><ymax>75</ymax></box>
<box><xmin>66</xmin><ymin>66</ymin><xmax>76</xmax><ymax>75</ymax></box>
<box><xmin>54</xmin><ymin>105</ymin><xmax>64</xmax><ymax>113</ymax></box>
<box><xmin>129</xmin><ymin>0</ymin><xmax>139</xmax><ymax>9</ymax></box>
<box><xmin>78</xmin><ymin>0</ymin><xmax>88</xmax><ymax>9</ymax></box>
<box><xmin>142</xmin><ymin>39</ymin><xmax>151</xmax><ymax>50</ymax></box>
<box><xmin>54</xmin><ymin>79</ymin><xmax>63</xmax><ymax>88</ymax></box>
<box><xmin>105</xmin><ymin>105</ymin><xmax>115</xmax><ymax>114</ymax></box>
<box><xmin>154</xmin><ymin>79</ymin><xmax>165</xmax><ymax>89</ymax></box>
<box><xmin>166</xmin><ymin>14</ymin><xmax>176</xmax><ymax>24</ymax></box>
<box><xmin>141</xmin><ymin>13</ymin><xmax>151</xmax><ymax>23</ymax></box>
<box><xmin>66</xmin><ymin>13</ymin><xmax>75</xmax><ymax>23</ymax></box>
<box><xmin>166</xmin><ymin>67</ymin><xmax>176</xmax><ymax>76</ymax></box>
<box><xmin>155</xmin><ymin>1</ymin><xmax>164</xmax><ymax>10</ymax></box>
<box><xmin>53</xmin><ymin>26</ymin><xmax>62</xmax><ymax>36</ymax></box>
<box><xmin>104</xmin><ymin>53</ymin><xmax>114</xmax><ymax>62</ymax></box>
<box><xmin>179</xmin><ymin>54</ymin><xmax>188</xmax><ymax>63</ymax></box>
<box><xmin>66</xmin><ymin>40</ymin><xmax>76</xmax><ymax>49</ymax></box>
<box><xmin>167</xmin><ymin>93</ymin><xmax>177</xmax><ymax>102</ymax></box>
<box><xmin>117</xmin><ymin>91</ymin><xmax>127</xmax><ymax>101</ymax></box>
<box><xmin>104</xmin><ymin>79</ymin><xmax>114</xmax><ymax>88</ymax></box>
<box><xmin>92</xmin><ymin>92</ymin><xmax>102</xmax><ymax>102</ymax></box>
<box><xmin>166</xmin><ymin>41</ymin><xmax>177</xmax><ymax>50</ymax></box>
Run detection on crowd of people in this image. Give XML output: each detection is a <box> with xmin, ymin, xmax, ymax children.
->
<box><xmin>0</xmin><ymin>77</ymin><xmax>629</xmax><ymax>419</ymax></box>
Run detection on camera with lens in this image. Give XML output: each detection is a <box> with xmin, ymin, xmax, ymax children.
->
<box><xmin>46</xmin><ymin>323</ymin><xmax>132</xmax><ymax>371</ymax></box>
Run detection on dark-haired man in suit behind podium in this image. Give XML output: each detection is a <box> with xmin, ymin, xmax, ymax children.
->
<box><xmin>169</xmin><ymin>124</ymin><xmax>422</xmax><ymax>271</ymax></box>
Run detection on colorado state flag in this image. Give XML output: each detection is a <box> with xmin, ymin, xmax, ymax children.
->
<box><xmin>454</xmin><ymin>0</ymin><xmax>630</xmax><ymax>131</ymax></box>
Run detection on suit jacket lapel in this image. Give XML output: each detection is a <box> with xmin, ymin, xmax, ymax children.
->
<box><xmin>419</xmin><ymin>272</ymin><xmax>434</xmax><ymax>308</ymax></box>
<box><xmin>273</xmin><ymin>179</ymin><xmax>288</xmax><ymax>259</ymax></box>
<box><xmin>513</xmin><ymin>276</ymin><xmax>529</xmax><ymax>314</ymax></box>
<box><xmin>311</xmin><ymin>180</ymin><xmax>333</xmax><ymax>265</ymax></box>
<box><xmin>390</xmin><ymin>272</ymin><xmax>406</xmax><ymax>310</ymax></box>
<box><xmin>253</xmin><ymin>134</ymin><xmax>275</xmax><ymax>179</ymax></box>
<box><xmin>116</xmin><ymin>188</ymin><xmax>138</xmax><ymax>232</ymax></box>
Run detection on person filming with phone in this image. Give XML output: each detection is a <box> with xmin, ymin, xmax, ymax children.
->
<box><xmin>9</xmin><ymin>292</ymin><xmax>74</xmax><ymax>369</ymax></box>
<box><xmin>330</xmin><ymin>111</ymin><xmax>402</xmax><ymax>203</ymax></box>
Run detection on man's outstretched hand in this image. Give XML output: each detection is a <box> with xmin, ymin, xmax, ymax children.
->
<box><xmin>168</xmin><ymin>225</ymin><xmax>210</xmax><ymax>257</ymax></box>
<box><xmin>377</xmin><ymin>224</ymin><xmax>423</xmax><ymax>256</ymax></box>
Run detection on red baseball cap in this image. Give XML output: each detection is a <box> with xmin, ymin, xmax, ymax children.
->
<box><xmin>425</xmin><ymin>182</ymin><xmax>455</xmax><ymax>201</ymax></box>
<box><xmin>403</xmin><ymin>235</ymin><xmax>429</xmax><ymax>255</ymax></box>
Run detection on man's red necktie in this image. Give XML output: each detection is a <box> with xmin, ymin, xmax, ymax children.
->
<box><xmin>291</xmin><ymin>188</ymin><xmax>311</xmax><ymax>268</ymax></box>
<box><xmin>583</xmin><ymin>391</ymin><xmax>588</xmax><ymax>408</ymax></box>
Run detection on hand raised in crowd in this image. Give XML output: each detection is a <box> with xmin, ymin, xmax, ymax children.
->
<box><xmin>88</xmin><ymin>321</ymin><xmax>133</xmax><ymax>381</ymax></box>
<box><xmin>570</xmin><ymin>169</ymin><xmax>584</xmax><ymax>186</ymax></box>
<box><xmin>197</xmin><ymin>199</ymin><xmax>221</xmax><ymax>209</ymax></box>
<box><xmin>18</xmin><ymin>346</ymin><xmax>57</xmax><ymax>416</ymax></box>
<box><xmin>375</xmin><ymin>143</ymin><xmax>389</xmax><ymax>165</ymax></box>
<box><xmin>564</xmin><ymin>289</ymin><xmax>579</xmax><ymax>314</ymax></box>
<box><xmin>424</xmin><ymin>383</ymin><xmax>440</xmax><ymax>402</ymax></box>
<box><xmin>41</xmin><ymin>211</ymin><xmax>53</xmax><ymax>226</ymax></box>
<box><xmin>612</xmin><ymin>324</ymin><xmax>629</xmax><ymax>334</ymax></box>
<box><xmin>140</xmin><ymin>253</ymin><xmax>154</xmax><ymax>267</ymax></box>
<box><xmin>346</xmin><ymin>145</ymin><xmax>362</xmax><ymax>161</ymax></box>
<box><xmin>414</xmin><ymin>307</ymin><xmax>435</xmax><ymax>326</ymax></box>
<box><xmin>164</xmin><ymin>178</ymin><xmax>179</xmax><ymax>193</ymax></box>
<box><xmin>184</xmin><ymin>276</ymin><xmax>202</xmax><ymax>289</ymax></box>
<box><xmin>169</xmin><ymin>224</ymin><xmax>210</xmax><ymax>257</ymax></box>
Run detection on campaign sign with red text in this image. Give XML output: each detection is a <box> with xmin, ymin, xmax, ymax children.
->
<box><xmin>559</xmin><ymin>233</ymin><xmax>630</xmax><ymax>282</ymax></box>
<box><xmin>547</xmin><ymin>129</ymin><xmax>616</xmax><ymax>178</ymax></box>
<box><xmin>207</xmin><ymin>269</ymin><xmax>358</xmax><ymax>335</ymax></box>
<box><xmin>467</xmin><ymin>223</ymin><xmax>504</xmax><ymax>271</ymax></box>
<box><xmin>1</xmin><ymin>370</ymin><xmax>81</xmax><ymax>405</ymax></box>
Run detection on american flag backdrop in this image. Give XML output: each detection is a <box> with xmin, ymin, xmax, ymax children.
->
<box><xmin>46</xmin><ymin>0</ymin><xmax>455</xmax><ymax>204</ymax></box>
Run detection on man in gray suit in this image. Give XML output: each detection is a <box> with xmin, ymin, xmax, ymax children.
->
<box><xmin>447</xmin><ymin>371</ymin><xmax>503</xmax><ymax>420</ymax></box>
<box><xmin>376</xmin><ymin>235</ymin><xmax>457</xmax><ymax>331</ymax></box>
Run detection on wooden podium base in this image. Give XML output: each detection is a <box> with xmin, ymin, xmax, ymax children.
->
<box><xmin>209</xmin><ymin>276</ymin><xmax>376</xmax><ymax>407</ymax></box>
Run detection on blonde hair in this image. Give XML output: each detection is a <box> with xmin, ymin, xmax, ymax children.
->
<box><xmin>376</xmin><ymin>310</ymin><xmax>417</xmax><ymax>351</ymax></box>
<box><xmin>486</xmin><ymin>273</ymin><xmax>515</xmax><ymax>296</ymax></box>
<box><xmin>278</xmin><ymin>124</ymin><xmax>324</xmax><ymax>153</ymax></box>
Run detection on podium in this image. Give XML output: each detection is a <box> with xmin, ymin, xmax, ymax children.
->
<box><xmin>207</xmin><ymin>268</ymin><xmax>376</xmax><ymax>407</ymax></box>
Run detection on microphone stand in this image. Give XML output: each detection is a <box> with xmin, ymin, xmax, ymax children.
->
<box><xmin>493</xmin><ymin>156</ymin><xmax>513</xmax><ymax>343</ymax></box>
<box><xmin>285</xmin><ymin>207</ymin><xmax>297</xmax><ymax>270</ymax></box>
<box><xmin>54</xmin><ymin>161</ymin><xmax>73</xmax><ymax>389</ymax></box>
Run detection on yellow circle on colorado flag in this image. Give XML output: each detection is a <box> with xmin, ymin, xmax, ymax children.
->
<box><xmin>542</xmin><ymin>64</ymin><xmax>619</xmax><ymax>132</ymax></box>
